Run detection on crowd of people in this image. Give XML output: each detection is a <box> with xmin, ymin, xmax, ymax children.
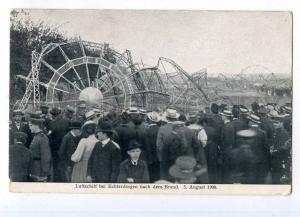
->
<box><xmin>9</xmin><ymin>101</ymin><xmax>292</xmax><ymax>184</ymax></box>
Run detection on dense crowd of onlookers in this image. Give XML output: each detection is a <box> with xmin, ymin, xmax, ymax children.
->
<box><xmin>9</xmin><ymin>101</ymin><xmax>292</xmax><ymax>184</ymax></box>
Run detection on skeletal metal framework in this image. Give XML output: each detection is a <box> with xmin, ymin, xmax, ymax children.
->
<box><xmin>15</xmin><ymin>39</ymin><xmax>209</xmax><ymax>112</ymax></box>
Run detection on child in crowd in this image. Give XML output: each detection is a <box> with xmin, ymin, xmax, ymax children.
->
<box><xmin>118</xmin><ymin>140</ymin><xmax>149</xmax><ymax>183</ymax></box>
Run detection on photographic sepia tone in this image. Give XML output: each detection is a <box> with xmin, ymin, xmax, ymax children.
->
<box><xmin>9</xmin><ymin>10</ymin><xmax>292</xmax><ymax>194</ymax></box>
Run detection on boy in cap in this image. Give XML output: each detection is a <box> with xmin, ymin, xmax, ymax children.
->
<box><xmin>9</xmin><ymin>132</ymin><xmax>33</xmax><ymax>182</ymax></box>
<box><xmin>118</xmin><ymin>140</ymin><xmax>150</xmax><ymax>183</ymax></box>
<box><xmin>87</xmin><ymin>121</ymin><xmax>121</xmax><ymax>183</ymax></box>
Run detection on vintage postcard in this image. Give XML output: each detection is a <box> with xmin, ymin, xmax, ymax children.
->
<box><xmin>9</xmin><ymin>9</ymin><xmax>292</xmax><ymax>195</ymax></box>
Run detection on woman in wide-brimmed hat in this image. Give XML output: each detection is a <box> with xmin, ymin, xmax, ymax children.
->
<box><xmin>70</xmin><ymin>120</ymin><xmax>98</xmax><ymax>182</ymax></box>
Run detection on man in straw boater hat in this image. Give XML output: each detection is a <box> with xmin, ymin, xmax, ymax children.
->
<box><xmin>58</xmin><ymin>119</ymin><xmax>82</xmax><ymax>182</ymax></box>
<box><xmin>219</xmin><ymin>109</ymin><xmax>235</xmax><ymax>182</ymax></box>
<box><xmin>118</xmin><ymin>140</ymin><xmax>150</xmax><ymax>183</ymax></box>
<box><xmin>156</xmin><ymin>108</ymin><xmax>180</xmax><ymax>162</ymax></box>
<box><xmin>28</xmin><ymin>112</ymin><xmax>52</xmax><ymax>182</ymax></box>
<box><xmin>169</xmin><ymin>156</ymin><xmax>207</xmax><ymax>184</ymax></box>
<box><xmin>144</xmin><ymin>111</ymin><xmax>161</xmax><ymax>182</ymax></box>
<box><xmin>258</xmin><ymin>106</ymin><xmax>275</xmax><ymax>149</ymax></box>
<box><xmin>231</xmin><ymin>105</ymin><xmax>249</xmax><ymax>133</ymax></box>
<box><xmin>158</xmin><ymin>109</ymin><xmax>208</xmax><ymax>183</ymax></box>
<box><xmin>9</xmin><ymin>132</ymin><xmax>33</xmax><ymax>182</ymax></box>
<box><xmin>87</xmin><ymin>121</ymin><xmax>121</xmax><ymax>183</ymax></box>
<box><xmin>247</xmin><ymin>113</ymin><xmax>271</xmax><ymax>183</ymax></box>
<box><xmin>126</xmin><ymin>107</ymin><xmax>147</xmax><ymax>146</ymax></box>
<box><xmin>224</xmin><ymin>129</ymin><xmax>258</xmax><ymax>184</ymax></box>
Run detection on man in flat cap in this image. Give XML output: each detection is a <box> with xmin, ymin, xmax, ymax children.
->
<box><xmin>40</xmin><ymin>104</ymin><xmax>51</xmax><ymax>131</ymax></box>
<box><xmin>64</xmin><ymin>105</ymin><xmax>76</xmax><ymax>120</ymax></box>
<box><xmin>9</xmin><ymin>132</ymin><xmax>33</xmax><ymax>182</ymax></box>
<box><xmin>28</xmin><ymin>113</ymin><xmax>52</xmax><ymax>182</ymax></box>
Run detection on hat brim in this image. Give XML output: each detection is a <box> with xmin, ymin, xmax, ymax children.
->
<box><xmin>147</xmin><ymin>114</ymin><xmax>161</xmax><ymax>123</ymax></box>
<box><xmin>220</xmin><ymin>113</ymin><xmax>233</xmax><ymax>117</ymax></box>
<box><xmin>127</xmin><ymin>111</ymin><xmax>139</xmax><ymax>114</ymax></box>
<box><xmin>127</xmin><ymin>146</ymin><xmax>142</xmax><ymax>151</ymax></box>
<box><xmin>249</xmin><ymin>119</ymin><xmax>261</xmax><ymax>124</ymax></box>
<box><xmin>169</xmin><ymin>165</ymin><xmax>196</xmax><ymax>180</ymax></box>
<box><xmin>82</xmin><ymin>122</ymin><xmax>97</xmax><ymax>129</ymax></box>
<box><xmin>165</xmin><ymin>112</ymin><xmax>180</xmax><ymax>119</ymax></box>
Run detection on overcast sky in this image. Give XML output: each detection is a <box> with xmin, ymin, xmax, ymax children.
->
<box><xmin>23</xmin><ymin>10</ymin><xmax>292</xmax><ymax>75</ymax></box>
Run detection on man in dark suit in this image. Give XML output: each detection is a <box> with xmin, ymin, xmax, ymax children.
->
<box><xmin>48</xmin><ymin>107</ymin><xmax>70</xmax><ymax>181</ymax></box>
<box><xmin>10</xmin><ymin>110</ymin><xmax>32</xmax><ymax>148</ymax></box>
<box><xmin>87</xmin><ymin>121</ymin><xmax>121</xmax><ymax>183</ymax></box>
<box><xmin>28</xmin><ymin>113</ymin><xmax>52</xmax><ymax>182</ymax></box>
<box><xmin>9</xmin><ymin>132</ymin><xmax>33</xmax><ymax>182</ymax></box>
<box><xmin>248</xmin><ymin>114</ymin><xmax>271</xmax><ymax>184</ymax></box>
<box><xmin>58</xmin><ymin>120</ymin><xmax>82</xmax><ymax>182</ymax></box>
<box><xmin>231</xmin><ymin>105</ymin><xmax>249</xmax><ymax>133</ymax></box>
<box><xmin>220</xmin><ymin>109</ymin><xmax>235</xmax><ymax>183</ymax></box>
<box><xmin>144</xmin><ymin>112</ymin><xmax>161</xmax><ymax>182</ymax></box>
<box><xmin>258</xmin><ymin>107</ymin><xmax>275</xmax><ymax>149</ymax></box>
<box><xmin>115</xmin><ymin>112</ymin><xmax>136</xmax><ymax>160</ymax></box>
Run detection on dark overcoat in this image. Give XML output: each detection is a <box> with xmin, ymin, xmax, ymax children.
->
<box><xmin>29</xmin><ymin>132</ymin><xmax>52</xmax><ymax>177</ymax></box>
<box><xmin>9</xmin><ymin>144</ymin><xmax>33</xmax><ymax>182</ymax></box>
<box><xmin>115</xmin><ymin>124</ymin><xmax>136</xmax><ymax>160</ymax></box>
<box><xmin>87</xmin><ymin>140</ymin><xmax>122</xmax><ymax>183</ymax></box>
<box><xmin>117</xmin><ymin>159</ymin><xmax>150</xmax><ymax>183</ymax></box>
